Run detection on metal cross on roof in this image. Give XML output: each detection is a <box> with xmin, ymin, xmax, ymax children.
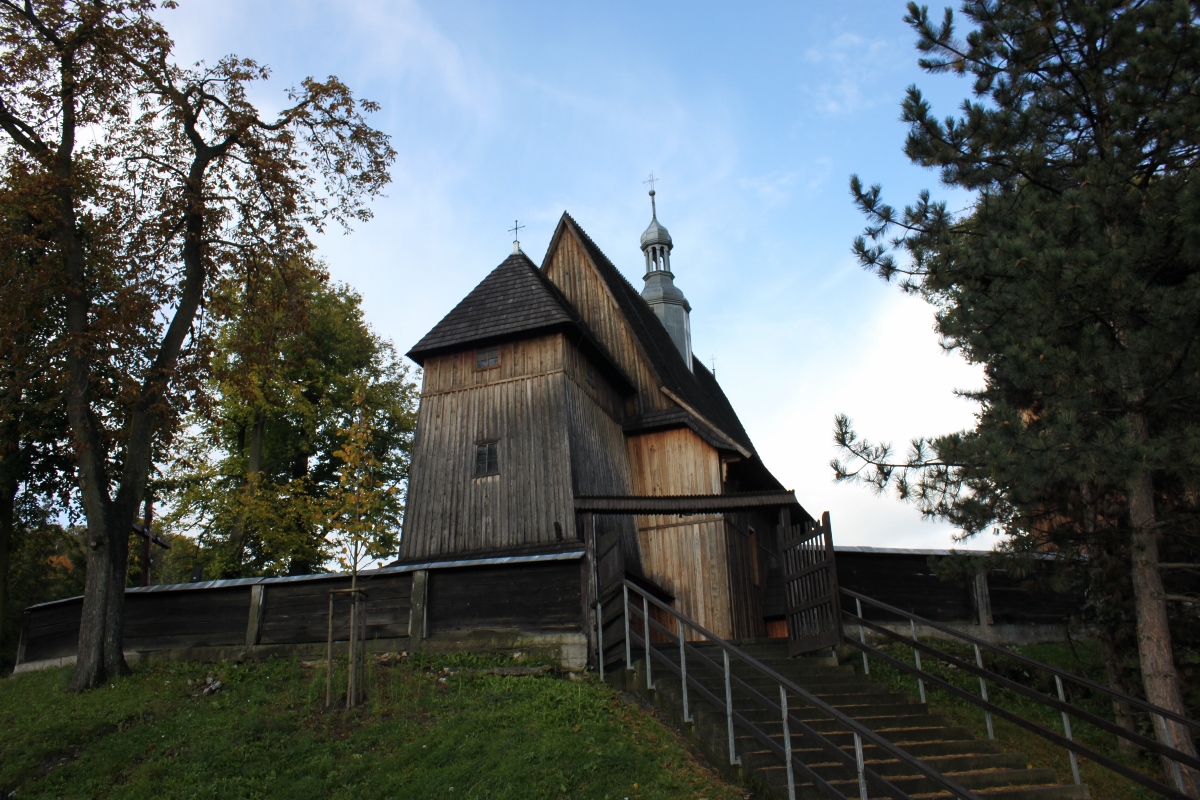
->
<box><xmin>643</xmin><ymin>172</ymin><xmax>658</xmax><ymax>191</ymax></box>
<box><xmin>508</xmin><ymin>219</ymin><xmax>525</xmax><ymax>253</ymax></box>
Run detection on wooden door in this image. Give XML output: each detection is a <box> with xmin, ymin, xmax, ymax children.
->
<box><xmin>783</xmin><ymin>511</ymin><xmax>843</xmax><ymax>656</ymax></box>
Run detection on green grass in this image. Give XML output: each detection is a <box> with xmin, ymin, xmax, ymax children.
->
<box><xmin>0</xmin><ymin>652</ymin><xmax>745</xmax><ymax>799</ymax></box>
<box><xmin>859</xmin><ymin>639</ymin><xmax>1165</xmax><ymax>800</ymax></box>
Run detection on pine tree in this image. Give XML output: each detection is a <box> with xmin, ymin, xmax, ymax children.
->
<box><xmin>833</xmin><ymin>1</ymin><xmax>1200</xmax><ymax>786</ymax></box>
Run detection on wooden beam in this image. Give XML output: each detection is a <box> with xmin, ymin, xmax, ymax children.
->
<box><xmin>409</xmin><ymin>570</ymin><xmax>429</xmax><ymax>644</ymax></box>
<box><xmin>245</xmin><ymin>584</ymin><xmax>265</xmax><ymax>647</ymax></box>
<box><xmin>574</xmin><ymin>490</ymin><xmax>797</xmax><ymax>514</ymax></box>
<box><xmin>659</xmin><ymin>387</ymin><xmax>753</xmax><ymax>458</ymax></box>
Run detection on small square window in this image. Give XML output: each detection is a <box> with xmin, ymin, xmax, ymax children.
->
<box><xmin>476</xmin><ymin>348</ymin><xmax>499</xmax><ymax>369</ymax></box>
<box><xmin>475</xmin><ymin>442</ymin><xmax>499</xmax><ymax>476</ymax></box>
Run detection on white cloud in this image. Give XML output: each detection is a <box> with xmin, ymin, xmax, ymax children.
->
<box><xmin>340</xmin><ymin>0</ymin><xmax>496</xmax><ymax>119</ymax></box>
<box><xmin>802</xmin><ymin>33</ymin><xmax>898</xmax><ymax>116</ymax></box>
<box><xmin>718</xmin><ymin>283</ymin><xmax>985</xmax><ymax>549</ymax></box>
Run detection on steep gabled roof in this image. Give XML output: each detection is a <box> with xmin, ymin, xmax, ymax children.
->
<box><xmin>547</xmin><ymin>213</ymin><xmax>757</xmax><ymax>457</ymax></box>
<box><xmin>407</xmin><ymin>251</ymin><xmax>578</xmax><ymax>365</ymax></box>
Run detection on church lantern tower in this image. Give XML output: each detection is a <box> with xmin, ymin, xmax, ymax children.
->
<box><xmin>639</xmin><ymin>188</ymin><xmax>692</xmax><ymax>370</ymax></box>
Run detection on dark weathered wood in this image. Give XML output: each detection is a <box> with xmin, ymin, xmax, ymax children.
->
<box><xmin>835</xmin><ymin>552</ymin><xmax>974</xmax><ymax>622</ymax></box>
<box><xmin>427</xmin><ymin>561</ymin><xmax>582</xmax><ymax>633</ymax></box>
<box><xmin>246</xmin><ymin>585</ymin><xmax>265</xmax><ymax>646</ymax></box>
<box><xmin>402</xmin><ymin>334</ymin><xmax>577</xmax><ymax>561</ymax></box>
<box><xmin>259</xmin><ymin>574</ymin><xmax>413</xmax><ymax>645</ymax></box>
<box><xmin>986</xmin><ymin>569</ymin><xmax>1082</xmax><ymax>625</ymax></box>
<box><xmin>784</xmin><ymin>512</ymin><xmax>843</xmax><ymax>656</ymax></box>
<box><xmin>409</xmin><ymin>569</ymin><xmax>429</xmax><ymax>640</ymax></box>
<box><xmin>582</xmin><ymin>513</ymin><xmax>598</xmax><ymax>668</ymax></box>
<box><xmin>575</xmin><ymin>490</ymin><xmax>798</xmax><ymax>514</ymax></box>
<box><xmin>16</xmin><ymin>610</ymin><xmax>29</xmax><ymax>665</ymax></box>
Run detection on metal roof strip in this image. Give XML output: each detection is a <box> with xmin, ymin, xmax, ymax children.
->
<box><xmin>25</xmin><ymin>549</ymin><xmax>586</xmax><ymax>610</ymax></box>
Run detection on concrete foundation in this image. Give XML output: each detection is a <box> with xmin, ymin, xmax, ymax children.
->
<box><xmin>12</xmin><ymin>628</ymin><xmax>589</xmax><ymax>675</ymax></box>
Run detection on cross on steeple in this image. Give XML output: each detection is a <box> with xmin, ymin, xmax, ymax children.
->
<box><xmin>508</xmin><ymin>219</ymin><xmax>525</xmax><ymax>253</ymax></box>
<box><xmin>643</xmin><ymin>172</ymin><xmax>659</xmax><ymax>217</ymax></box>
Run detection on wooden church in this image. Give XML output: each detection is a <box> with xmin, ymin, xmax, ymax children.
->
<box><xmin>399</xmin><ymin>193</ymin><xmax>815</xmax><ymax>645</ymax></box>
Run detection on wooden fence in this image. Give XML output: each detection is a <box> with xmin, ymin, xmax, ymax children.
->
<box><xmin>16</xmin><ymin>553</ymin><xmax>585</xmax><ymax>671</ymax></box>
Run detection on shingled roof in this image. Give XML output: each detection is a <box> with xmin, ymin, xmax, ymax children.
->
<box><xmin>549</xmin><ymin>213</ymin><xmax>758</xmax><ymax>457</ymax></box>
<box><xmin>407</xmin><ymin>251</ymin><xmax>579</xmax><ymax>365</ymax></box>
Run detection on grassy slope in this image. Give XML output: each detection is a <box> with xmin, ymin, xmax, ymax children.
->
<box><xmin>0</xmin><ymin>653</ymin><xmax>744</xmax><ymax>800</ymax></box>
<box><xmin>861</xmin><ymin>640</ymin><xmax>1164</xmax><ymax>800</ymax></box>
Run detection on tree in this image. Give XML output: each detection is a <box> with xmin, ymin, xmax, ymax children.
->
<box><xmin>832</xmin><ymin>0</ymin><xmax>1200</xmax><ymax>788</ymax></box>
<box><xmin>322</xmin><ymin>387</ymin><xmax>403</xmax><ymax>708</ymax></box>
<box><xmin>0</xmin><ymin>156</ymin><xmax>76</xmax><ymax>651</ymax></box>
<box><xmin>0</xmin><ymin>0</ymin><xmax>395</xmax><ymax>690</ymax></box>
<box><xmin>165</xmin><ymin>274</ymin><xmax>417</xmax><ymax>577</ymax></box>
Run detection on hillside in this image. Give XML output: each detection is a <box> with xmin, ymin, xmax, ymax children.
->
<box><xmin>0</xmin><ymin>653</ymin><xmax>743</xmax><ymax>799</ymax></box>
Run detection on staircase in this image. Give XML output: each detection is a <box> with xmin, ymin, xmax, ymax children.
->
<box><xmin>619</xmin><ymin>640</ymin><xmax>1091</xmax><ymax>800</ymax></box>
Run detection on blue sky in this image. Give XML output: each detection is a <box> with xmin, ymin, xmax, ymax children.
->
<box><xmin>166</xmin><ymin>0</ymin><xmax>990</xmax><ymax>550</ymax></box>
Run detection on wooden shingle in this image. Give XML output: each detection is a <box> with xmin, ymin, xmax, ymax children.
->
<box><xmin>406</xmin><ymin>252</ymin><xmax>579</xmax><ymax>365</ymax></box>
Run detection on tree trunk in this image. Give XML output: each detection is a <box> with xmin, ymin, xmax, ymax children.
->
<box><xmin>1100</xmin><ymin>635</ymin><xmax>1141</xmax><ymax>756</ymax></box>
<box><xmin>1127</xmin><ymin>413</ymin><xmax>1199</xmax><ymax>797</ymax></box>
<box><xmin>102</xmin><ymin>500</ymin><xmax>135</xmax><ymax>678</ymax></box>
<box><xmin>227</xmin><ymin>410</ymin><xmax>265</xmax><ymax>571</ymax></box>
<box><xmin>0</xmin><ymin>472</ymin><xmax>14</xmax><ymax>648</ymax></box>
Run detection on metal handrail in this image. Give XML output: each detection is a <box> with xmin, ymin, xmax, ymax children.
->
<box><xmin>842</xmin><ymin>588</ymin><xmax>1200</xmax><ymax>733</ymax></box>
<box><xmin>842</xmin><ymin>588</ymin><xmax>1199</xmax><ymax>799</ymax></box>
<box><xmin>616</xmin><ymin>579</ymin><xmax>984</xmax><ymax>800</ymax></box>
<box><xmin>628</xmin><ymin>606</ymin><xmax>892</xmax><ymax>800</ymax></box>
<box><xmin>628</xmin><ymin>619</ymin><xmax>853</xmax><ymax>800</ymax></box>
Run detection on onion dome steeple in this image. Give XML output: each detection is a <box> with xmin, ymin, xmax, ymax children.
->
<box><xmin>639</xmin><ymin>185</ymin><xmax>692</xmax><ymax>370</ymax></box>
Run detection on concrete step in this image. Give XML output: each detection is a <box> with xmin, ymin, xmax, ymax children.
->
<box><xmin>621</xmin><ymin>640</ymin><xmax>1090</xmax><ymax>800</ymax></box>
<box><xmin>737</xmin><ymin>724</ymin><xmax>977</xmax><ymax>750</ymax></box>
<box><xmin>748</xmin><ymin>712</ymin><xmax>953</xmax><ymax>735</ymax></box>
<box><xmin>741</xmin><ymin>749</ymin><xmax>1029</xmax><ymax>781</ymax></box>
<box><xmin>777</xmin><ymin>776</ymin><xmax>1090</xmax><ymax>800</ymax></box>
<box><xmin>791</xmin><ymin>737</ymin><xmax>1005</xmax><ymax>760</ymax></box>
<box><xmin>734</xmin><ymin>724</ymin><xmax>979</xmax><ymax>753</ymax></box>
<box><xmin>733</xmin><ymin>701</ymin><xmax>931</xmax><ymax>725</ymax></box>
<box><xmin>757</xmin><ymin>764</ymin><xmax>1060</xmax><ymax>796</ymax></box>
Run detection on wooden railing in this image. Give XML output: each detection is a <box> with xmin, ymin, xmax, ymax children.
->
<box><xmin>843</xmin><ymin>588</ymin><xmax>1200</xmax><ymax>800</ymax></box>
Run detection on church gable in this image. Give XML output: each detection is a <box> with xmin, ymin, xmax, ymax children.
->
<box><xmin>543</xmin><ymin>219</ymin><xmax>671</xmax><ymax>417</ymax></box>
<box><xmin>542</xmin><ymin>213</ymin><xmax>755</xmax><ymax>457</ymax></box>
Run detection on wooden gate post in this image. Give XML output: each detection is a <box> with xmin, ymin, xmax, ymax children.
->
<box><xmin>245</xmin><ymin>584</ymin><xmax>265</xmax><ymax>647</ymax></box>
<box><xmin>580</xmin><ymin>513</ymin><xmax>598</xmax><ymax>671</ymax></box>
<box><xmin>409</xmin><ymin>570</ymin><xmax>429</xmax><ymax>646</ymax></box>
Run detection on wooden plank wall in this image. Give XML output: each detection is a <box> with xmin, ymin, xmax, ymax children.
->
<box><xmin>21</xmin><ymin>599</ymin><xmax>82</xmax><ymax>662</ymax></box>
<box><xmin>544</xmin><ymin>230</ymin><xmax>673</xmax><ymax>417</ymax></box>
<box><xmin>626</xmin><ymin>429</ymin><xmax>733</xmax><ymax>638</ymax></box>
<box><xmin>124</xmin><ymin>587</ymin><xmax>251</xmax><ymax>651</ymax></box>
<box><xmin>724</xmin><ymin>511</ymin><xmax>772</xmax><ymax>639</ymax></box>
<box><xmin>17</xmin><ymin>574</ymin><xmax>413</xmax><ymax>665</ymax></box>
<box><xmin>402</xmin><ymin>334</ymin><xmax>576</xmax><ymax>561</ymax></box>
<box><xmin>258</xmin><ymin>573</ymin><xmax>412</xmax><ymax>645</ymax></box>
<box><xmin>835</xmin><ymin>552</ymin><xmax>973</xmax><ymax>622</ymax></box>
<box><xmin>426</xmin><ymin>561</ymin><xmax>582</xmax><ymax>633</ymax></box>
<box><xmin>986</xmin><ymin>570</ymin><xmax>1082</xmax><ymax>625</ymax></box>
<box><xmin>562</xmin><ymin>343</ymin><xmax>642</xmax><ymax>582</ymax></box>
